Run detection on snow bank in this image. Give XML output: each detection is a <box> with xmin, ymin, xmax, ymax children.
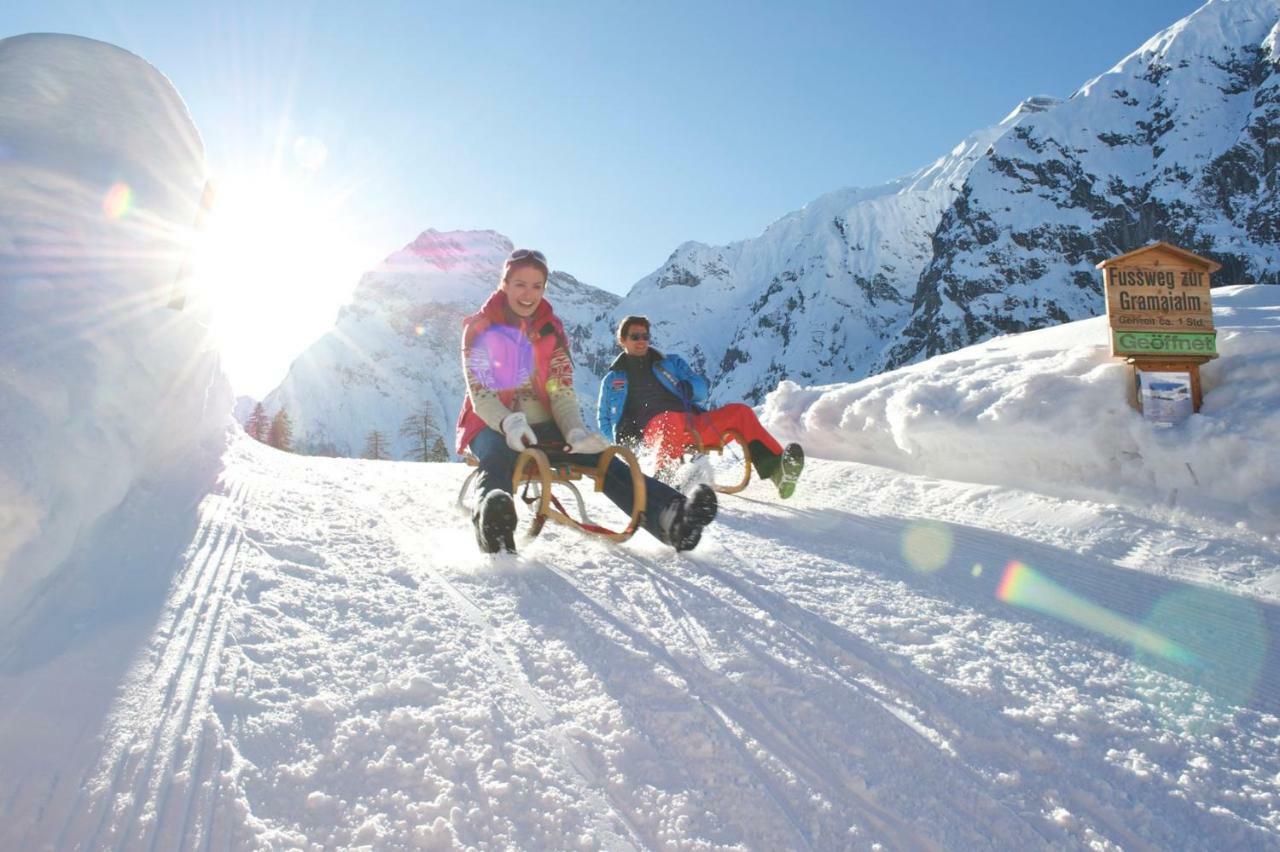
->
<box><xmin>762</xmin><ymin>285</ymin><xmax>1280</xmax><ymax>532</ymax></box>
<box><xmin>0</xmin><ymin>34</ymin><xmax>231</xmax><ymax>628</ymax></box>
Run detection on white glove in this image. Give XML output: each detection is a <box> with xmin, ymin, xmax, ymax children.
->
<box><xmin>501</xmin><ymin>412</ymin><xmax>537</xmax><ymax>452</ymax></box>
<box><xmin>564</xmin><ymin>427</ymin><xmax>609</xmax><ymax>455</ymax></box>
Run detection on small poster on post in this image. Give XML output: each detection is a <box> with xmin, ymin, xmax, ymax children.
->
<box><xmin>1138</xmin><ymin>371</ymin><xmax>1194</xmax><ymax>427</ymax></box>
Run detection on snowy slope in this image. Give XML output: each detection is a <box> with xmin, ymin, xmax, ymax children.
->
<box><xmin>2</xmin><ymin>428</ymin><xmax>1277</xmax><ymax>850</ymax></box>
<box><xmin>4</xmin><ymin>18</ymin><xmax>1280</xmax><ymax>852</ymax></box>
<box><xmin>262</xmin><ymin>230</ymin><xmax>619</xmax><ymax>459</ymax></box>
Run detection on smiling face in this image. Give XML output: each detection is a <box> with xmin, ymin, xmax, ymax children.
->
<box><xmin>501</xmin><ymin>262</ymin><xmax>547</xmax><ymax>318</ymax></box>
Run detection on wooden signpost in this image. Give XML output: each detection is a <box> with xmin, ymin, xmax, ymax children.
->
<box><xmin>1095</xmin><ymin>242</ymin><xmax>1220</xmax><ymax>422</ymax></box>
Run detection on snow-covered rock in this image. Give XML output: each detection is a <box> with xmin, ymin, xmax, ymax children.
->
<box><xmin>0</xmin><ymin>34</ymin><xmax>231</xmax><ymax>628</ymax></box>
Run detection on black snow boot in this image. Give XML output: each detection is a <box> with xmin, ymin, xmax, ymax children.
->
<box><xmin>659</xmin><ymin>483</ymin><xmax>718</xmax><ymax>552</ymax></box>
<box><xmin>474</xmin><ymin>490</ymin><xmax>518</xmax><ymax>554</ymax></box>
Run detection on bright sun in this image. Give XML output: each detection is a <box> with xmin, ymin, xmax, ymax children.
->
<box><xmin>187</xmin><ymin>173</ymin><xmax>372</xmax><ymax>395</ymax></box>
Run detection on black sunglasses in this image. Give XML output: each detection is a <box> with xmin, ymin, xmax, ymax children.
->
<box><xmin>627</xmin><ymin>332</ymin><xmax>650</xmax><ymax>341</ymax></box>
<box><xmin>507</xmin><ymin>248</ymin><xmax>547</xmax><ymax>265</ymax></box>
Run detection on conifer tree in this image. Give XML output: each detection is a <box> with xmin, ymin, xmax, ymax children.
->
<box><xmin>363</xmin><ymin>429</ymin><xmax>391</xmax><ymax>461</ymax></box>
<box><xmin>399</xmin><ymin>406</ymin><xmax>448</xmax><ymax>462</ymax></box>
<box><xmin>246</xmin><ymin>402</ymin><xmax>270</xmax><ymax>442</ymax></box>
<box><xmin>267</xmin><ymin>409</ymin><xmax>293</xmax><ymax>452</ymax></box>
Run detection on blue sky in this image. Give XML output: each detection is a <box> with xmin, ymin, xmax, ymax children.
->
<box><xmin>2</xmin><ymin>0</ymin><xmax>1206</xmax><ymax>393</ymax></box>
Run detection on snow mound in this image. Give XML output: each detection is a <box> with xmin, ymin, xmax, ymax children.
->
<box><xmin>0</xmin><ymin>34</ymin><xmax>231</xmax><ymax>628</ymax></box>
<box><xmin>762</xmin><ymin>285</ymin><xmax>1280</xmax><ymax>532</ymax></box>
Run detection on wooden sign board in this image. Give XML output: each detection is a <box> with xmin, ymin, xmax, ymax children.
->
<box><xmin>1096</xmin><ymin>242</ymin><xmax>1221</xmax><ymax>360</ymax></box>
<box><xmin>1097</xmin><ymin>242</ymin><xmax>1223</xmax><ymax>417</ymax></box>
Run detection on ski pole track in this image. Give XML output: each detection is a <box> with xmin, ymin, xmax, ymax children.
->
<box><xmin>65</xmin><ymin>471</ymin><xmax>250</xmax><ymax>852</ymax></box>
<box><xmin>121</xmin><ymin>476</ymin><xmax>247</xmax><ymax>852</ymax></box>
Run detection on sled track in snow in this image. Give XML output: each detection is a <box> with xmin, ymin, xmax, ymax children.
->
<box><xmin>396</xmin><ymin>489</ymin><xmax>843</xmax><ymax>847</ymax></box>
<box><xmin>381</xmin><ymin>504</ymin><xmax>650</xmax><ymax>850</ymax></box>
<box><xmin>551</xmin><ymin>540</ymin><xmax>1041</xmax><ymax>850</ymax></box>
<box><xmin>57</xmin><ymin>472</ymin><xmax>252</xmax><ymax>852</ymax></box>
<box><xmin>531</xmin><ymin>554</ymin><xmax>896</xmax><ymax>850</ymax></box>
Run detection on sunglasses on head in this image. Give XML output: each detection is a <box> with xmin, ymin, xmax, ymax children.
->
<box><xmin>628</xmin><ymin>332</ymin><xmax>650</xmax><ymax>341</ymax></box>
<box><xmin>507</xmin><ymin>248</ymin><xmax>547</xmax><ymax>265</ymax></box>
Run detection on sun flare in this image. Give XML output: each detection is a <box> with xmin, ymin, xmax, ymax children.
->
<box><xmin>186</xmin><ymin>172</ymin><xmax>372</xmax><ymax>394</ymax></box>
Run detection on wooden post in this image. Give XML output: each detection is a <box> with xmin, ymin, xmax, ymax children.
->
<box><xmin>1128</xmin><ymin>358</ymin><xmax>1206</xmax><ymax>412</ymax></box>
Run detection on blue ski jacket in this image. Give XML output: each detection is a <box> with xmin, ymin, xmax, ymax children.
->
<box><xmin>597</xmin><ymin>349</ymin><xmax>710</xmax><ymax>442</ymax></box>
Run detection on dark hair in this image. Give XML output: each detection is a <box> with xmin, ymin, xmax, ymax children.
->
<box><xmin>617</xmin><ymin>315</ymin><xmax>650</xmax><ymax>342</ymax></box>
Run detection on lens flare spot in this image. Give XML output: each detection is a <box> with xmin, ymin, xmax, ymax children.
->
<box><xmin>901</xmin><ymin>521</ymin><xmax>952</xmax><ymax>573</ymax></box>
<box><xmin>998</xmin><ymin>561</ymin><xmax>1200</xmax><ymax>671</ymax></box>
<box><xmin>546</xmin><ymin>378</ymin><xmax>561</xmax><ymax>393</ymax></box>
<box><xmin>971</xmin><ymin>563</ymin><xmax>984</xmax><ymax>577</ymax></box>
<box><xmin>1134</xmin><ymin>587</ymin><xmax>1267</xmax><ymax>728</ymax></box>
<box><xmin>996</xmin><ymin>560</ymin><xmax>1029</xmax><ymax>602</ymax></box>
<box><xmin>415</xmin><ymin>325</ymin><xmax>426</xmax><ymax>336</ymax></box>
<box><xmin>102</xmin><ymin>181</ymin><xmax>133</xmax><ymax>219</ymax></box>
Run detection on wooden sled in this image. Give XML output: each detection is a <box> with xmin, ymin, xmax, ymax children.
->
<box><xmin>458</xmin><ymin>444</ymin><xmax>647</xmax><ymax>544</ymax></box>
<box><xmin>684</xmin><ymin>427</ymin><xmax>752</xmax><ymax>494</ymax></box>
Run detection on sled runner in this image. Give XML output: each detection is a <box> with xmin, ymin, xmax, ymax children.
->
<box><xmin>458</xmin><ymin>444</ymin><xmax>647</xmax><ymax>543</ymax></box>
<box><xmin>683</xmin><ymin>427</ymin><xmax>752</xmax><ymax>495</ymax></box>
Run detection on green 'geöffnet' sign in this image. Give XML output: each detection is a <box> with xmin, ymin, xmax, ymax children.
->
<box><xmin>1113</xmin><ymin>330</ymin><xmax>1217</xmax><ymax>356</ymax></box>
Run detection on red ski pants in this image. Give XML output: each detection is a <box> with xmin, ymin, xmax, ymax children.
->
<box><xmin>642</xmin><ymin>403</ymin><xmax>783</xmax><ymax>470</ymax></box>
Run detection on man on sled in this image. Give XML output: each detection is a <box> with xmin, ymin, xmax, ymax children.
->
<box><xmin>596</xmin><ymin>315</ymin><xmax>805</xmax><ymax>499</ymax></box>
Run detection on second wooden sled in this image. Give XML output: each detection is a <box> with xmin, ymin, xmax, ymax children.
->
<box><xmin>458</xmin><ymin>444</ymin><xmax>647</xmax><ymax>544</ymax></box>
<box><xmin>684</xmin><ymin>427</ymin><xmax>752</xmax><ymax>494</ymax></box>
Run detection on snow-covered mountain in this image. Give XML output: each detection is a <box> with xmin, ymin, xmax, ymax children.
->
<box><xmin>883</xmin><ymin>0</ymin><xmax>1280</xmax><ymax>368</ymax></box>
<box><xmin>613</xmin><ymin>96</ymin><xmax>1060</xmax><ymax>405</ymax></box>
<box><xmin>617</xmin><ymin>0</ymin><xmax>1280</xmax><ymax>402</ymax></box>
<box><xmin>262</xmin><ymin>230</ymin><xmax>619</xmax><ymax>458</ymax></box>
